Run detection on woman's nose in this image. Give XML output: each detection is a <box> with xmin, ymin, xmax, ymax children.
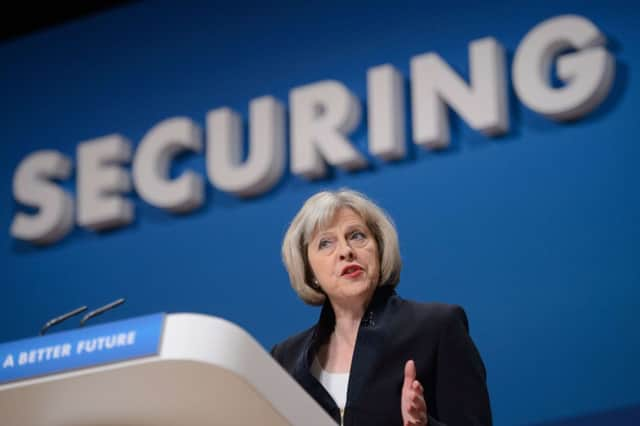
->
<box><xmin>338</xmin><ymin>240</ymin><xmax>355</xmax><ymax>260</ymax></box>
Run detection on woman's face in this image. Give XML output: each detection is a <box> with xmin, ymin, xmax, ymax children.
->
<box><xmin>307</xmin><ymin>207</ymin><xmax>380</xmax><ymax>308</ymax></box>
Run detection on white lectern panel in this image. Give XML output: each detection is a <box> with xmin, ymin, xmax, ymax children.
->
<box><xmin>0</xmin><ymin>313</ymin><xmax>336</xmax><ymax>426</ymax></box>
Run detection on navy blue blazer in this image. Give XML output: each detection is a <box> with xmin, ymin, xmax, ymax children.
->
<box><xmin>271</xmin><ymin>286</ymin><xmax>492</xmax><ymax>425</ymax></box>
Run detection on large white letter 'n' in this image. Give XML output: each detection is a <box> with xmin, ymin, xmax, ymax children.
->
<box><xmin>410</xmin><ymin>37</ymin><xmax>509</xmax><ymax>149</ymax></box>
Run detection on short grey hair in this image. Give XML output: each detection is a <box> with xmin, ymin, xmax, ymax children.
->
<box><xmin>281</xmin><ymin>188</ymin><xmax>402</xmax><ymax>305</ymax></box>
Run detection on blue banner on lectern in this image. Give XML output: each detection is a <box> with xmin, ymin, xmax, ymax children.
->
<box><xmin>0</xmin><ymin>313</ymin><xmax>165</xmax><ymax>385</ymax></box>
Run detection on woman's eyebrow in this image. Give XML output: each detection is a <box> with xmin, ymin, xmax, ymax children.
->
<box><xmin>344</xmin><ymin>223</ymin><xmax>365</xmax><ymax>231</ymax></box>
<box><xmin>313</xmin><ymin>230</ymin><xmax>334</xmax><ymax>240</ymax></box>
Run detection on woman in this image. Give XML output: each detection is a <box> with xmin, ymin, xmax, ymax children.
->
<box><xmin>271</xmin><ymin>189</ymin><xmax>491</xmax><ymax>426</ymax></box>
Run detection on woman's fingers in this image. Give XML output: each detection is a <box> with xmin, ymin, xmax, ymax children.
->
<box><xmin>402</xmin><ymin>361</ymin><xmax>428</xmax><ymax>425</ymax></box>
<box><xmin>403</xmin><ymin>360</ymin><xmax>417</xmax><ymax>390</ymax></box>
<box><xmin>413</xmin><ymin>393</ymin><xmax>426</xmax><ymax>414</ymax></box>
<box><xmin>404</xmin><ymin>382</ymin><xmax>426</xmax><ymax>423</ymax></box>
<box><xmin>406</xmin><ymin>392</ymin><xmax>425</xmax><ymax>413</ymax></box>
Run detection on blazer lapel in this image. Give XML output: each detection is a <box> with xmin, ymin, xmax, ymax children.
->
<box><xmin>346</xmin><ymin>286</ymin><xmax>394</xmax><ymax>408</ymax></box>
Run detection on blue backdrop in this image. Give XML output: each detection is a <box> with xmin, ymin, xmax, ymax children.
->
<box><xmin>1</xmin><ymin>1</ymin><xmax>639</xmax><ymax>424</ymax></box>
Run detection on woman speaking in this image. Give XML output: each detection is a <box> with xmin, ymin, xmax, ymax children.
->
<box><xmin>271</xmin><ymin>189</ymin><xmax>491</xmax><ymax>426</ymax></box>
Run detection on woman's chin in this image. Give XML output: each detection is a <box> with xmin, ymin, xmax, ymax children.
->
<box><xmin>334</xmin><ymin>280</ymin><xmax>376</xmax><ymax>301</ymax></box>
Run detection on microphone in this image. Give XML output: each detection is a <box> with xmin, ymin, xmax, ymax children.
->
<box><xmin>80</xmin><ymin>298</ymin><xmax>126</xmax><ymax>326</ymax></box>
<box><xmin>40</xmin><ymin>306</ymin><xmax>88</xmax><ymax>336</ymax></box>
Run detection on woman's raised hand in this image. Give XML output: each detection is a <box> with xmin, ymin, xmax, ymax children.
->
<box><xmin>401</xmin><ymin>360</ymin><xmax>428</xmax><ymax>426</ymax></box>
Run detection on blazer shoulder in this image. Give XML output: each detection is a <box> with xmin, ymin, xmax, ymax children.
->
<box><xmin>399</xmin><ymin>298</ymin><xmax>470</xmax><ymax>331</ymax></box>
<box><xmin>270</xmin><ymin>325</ymin><xmax>315</xmax><ymax>364</ymax></box>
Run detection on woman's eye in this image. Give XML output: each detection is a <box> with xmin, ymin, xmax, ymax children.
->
<box><xmin>350</xmin><ymin>231</ymin><xmax>366</xmax><ymax>240</ymax></box>
<box><xmin>318</xmin><ymin>239</ymin><xmax>333</xmax><ymax>249</ymax></box>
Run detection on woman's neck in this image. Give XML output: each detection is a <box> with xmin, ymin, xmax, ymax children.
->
<box><xmin>333</xmin><ymin>313</ymin><xmax>362</xmax><ymax>348</ymax></box>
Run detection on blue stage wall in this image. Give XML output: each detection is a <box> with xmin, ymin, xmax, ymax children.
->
<box><xmin>1</xmin><ymin>1</ymin><xmax>639</xmax><ymax>424</ymax></box>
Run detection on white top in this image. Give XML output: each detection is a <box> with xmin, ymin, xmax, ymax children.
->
<box><xmin>310</xmin><ymin>356</ymin><xmax>350</xmax><ymax>409</ymax></box>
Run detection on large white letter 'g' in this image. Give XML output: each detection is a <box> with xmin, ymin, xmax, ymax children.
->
<box><xmin>513</xmin><ymin>14</ymin><xmax>615</xmax><ymax>120</ymax></box>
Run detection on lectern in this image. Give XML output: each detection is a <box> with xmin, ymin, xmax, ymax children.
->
<box><xmin>0</xmin><ymin>313</ymin><xmax>336</xmax><ymax>426</ymax></box>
